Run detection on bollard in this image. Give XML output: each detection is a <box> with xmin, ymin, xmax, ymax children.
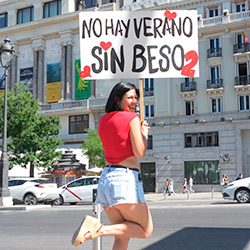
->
<box><xmin>92</xmin><ymin>189</ymin><xmax>102</xmax><ymax>250</ymax></box>
<box><xmin>211</xmin><ymin>186</ymin><xmax>214</xmax><ymax>200</ymax></box>
<box><xmin>187</xmin><ymin>189</ymin><xmax>190</xmax><ymax>200</ymax></box>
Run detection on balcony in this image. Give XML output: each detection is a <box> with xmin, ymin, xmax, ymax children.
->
<box><xmin>234</xmin><ymin>75</ymin><xmax>250</xmax><ymax>92</ymax></box>
<box><xmin>206</xmin><ymin>79</ymin><xmax>223</xmax><ymax>94</ymax></box>
<box><xmin>233</xmin><ymin>43</ymin><xmax>250</xmax><ymax>54</ymax></box>
<box><xmin>207</xmin><ymin>48</ymin><xmax>222</xmax><ymax>58</ymax></box>
<box><xmin>144</xmin><ymin>88</ymin><xmax>154</xmax><ymax>97</ymax></box>
<box><xmin>180</xmin><ymin>81</ymin><xmax>196</xmax><ymax>98</ymax></box>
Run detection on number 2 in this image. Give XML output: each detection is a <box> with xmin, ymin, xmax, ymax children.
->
<box><xmin>181</xmin><ymin>50</ymin><xmax>199</xmax><ymax>77</ymax></box>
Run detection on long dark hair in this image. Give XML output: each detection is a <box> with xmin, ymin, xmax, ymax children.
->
<box><xmin>105</xmin><ymin>81</ymin><xmax>140</xmax><ymax>113</ymax></box>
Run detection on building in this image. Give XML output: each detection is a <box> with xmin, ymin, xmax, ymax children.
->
<box><xmin>0</xmin><ymin>0</ymin><xmax>249</xmax><ymax>192</ymax></box>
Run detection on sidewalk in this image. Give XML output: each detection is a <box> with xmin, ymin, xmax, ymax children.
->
<box><xmin>145</xmin><ymin>191</ymin><xmax>223</xmax><ymax>203</ymax></box>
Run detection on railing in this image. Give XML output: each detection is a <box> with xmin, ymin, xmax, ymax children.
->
<box><xmin>181</xmin><ymin>81</ymin><xmax>196</xmax><ymax>92</ymax></box>
<box><xmin>207</xmin><ymin>47</ymin><xmax>222</xmax><ymax>58</ymax></box>
<box><xmin>207</xmin><ymin>79</ymin><xmax>223</xmax><ymax>89</ymax></box>
<box><xmin>202</xmin><ymin>16</ymin><xmax>222</xmax><ymax>26</ymax></box>
<box><xmin>144</xmin><ymin>88</ymin><xmax>154</xmax><ymax>96</ymax></box>
<box><xmin>235</xmin><ymin>75</ymin><xmax>250</xmax><ymax>86</ymax></box>
<box><xmin>233</xmin><ymin>43</ymin><xmax>250</xmax><ymax>54</ymax></box>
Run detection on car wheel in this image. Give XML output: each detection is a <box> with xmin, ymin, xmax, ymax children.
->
<box><xmin>53</xmin><ymin>195</ymin><xmax>64</xmax><ymax>206</ymax></box>
<box><xmin>235</xmin><ymin>189</ymin><xmax>250</xmax><ymax>203</ymax></box>
<box><xmin>69</xmin><ymin>202</ymin><xmax>77</xmax><ymax>205</ymax></box>
<box><xmin>24</xmin><ymin>194</ymin><xmax>37</xmax><ymax>205</ymax></box>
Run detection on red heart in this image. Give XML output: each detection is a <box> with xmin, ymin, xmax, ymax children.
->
<box><xmin>100</xmin><ymin>41</ymin><xmax>112</xmax><ymax>51</ymax></box>
<box><xmin>164</xmin><ymin>10</ymin><xmax>177</xmax><ymax>21</ymax></box>
<box><xmin>79</xmin><ymin>66</ymin><xmax>91</xmax><ymax>78</ymax></box>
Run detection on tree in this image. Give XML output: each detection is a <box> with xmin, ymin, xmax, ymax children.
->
<box><xmin>80</xmin><ymin>129</ymin><xmax>105</xmax><ymax>168</ymax></box>
<box><xmin>0</xmin><ymin>83</ymin><xmax>63</xmax><ymax>177</ymax></box>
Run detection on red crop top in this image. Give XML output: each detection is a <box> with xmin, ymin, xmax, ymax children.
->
<box><xmin>98</xmin><ymin>111</ymin><xmax>140</xmax><ymax>164</ymax></box>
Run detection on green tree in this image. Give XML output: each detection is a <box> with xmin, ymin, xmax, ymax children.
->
<box><xmin>0</xmin><ymin>83</ymin><xmax>63</xmax><ymax>177</ymax></box>
<box><xmin>80</xmin><ymin>129</ymin><xmax>105</xmax><ymax>168</ymax></box>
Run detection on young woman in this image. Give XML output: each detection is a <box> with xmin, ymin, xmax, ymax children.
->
<box><xmin>72</xmin><ymin>82</ymin><xmax>153</xmax><ymax>250</ymax></box>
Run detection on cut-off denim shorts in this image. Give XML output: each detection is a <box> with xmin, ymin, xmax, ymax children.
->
<box><xmin>95</xmin><ymin>165</ymin><xmax>146</xmax><ymax>207</ymax></box>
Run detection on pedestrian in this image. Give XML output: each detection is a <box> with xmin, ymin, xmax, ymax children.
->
<box><xmin>236</xmin><ymin>173</ymin><xmax>243</xmax><ymax>180</ymax></box>
<box><xmin>169</xmin><ymin>178</ymin><xmax>175</xmax><ymax>195</ymax></box>
<box><xmin>188</xmin><ymin>176</ymin><xmax>194</xmax><ymax>193</ymax></box>
<box><xmin>164</xmin><ymin>178</ymin><xmax>172</xmax><ymax>196</ymax></box>
<box><xmin>72</xmin><ymin>82</ymin><xmax>153</xmax><ymax>249</ymax></box>
<box><xmin>183</xmin><ymin>178</ymin><xmax>188</xmax><ymax>193</ymax></box>
<box><xmin>221</xmin><ymin>174</ymin><xmax>229</xmax><ymax>186</ymax></box>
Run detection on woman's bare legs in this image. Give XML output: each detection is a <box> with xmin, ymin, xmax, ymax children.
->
<box><xmin>83</xmin><ymin>202</ymin><xmax>153</xmax><ymax>250</ymax></box>
<box><xmin>101</xmin><ymin>202</ymin><xmax>153</xmax><ymax>250</ymax></box>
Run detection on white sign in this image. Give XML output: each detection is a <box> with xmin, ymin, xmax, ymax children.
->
<box><xmin>79</xmin><ymin>10</ymin><xmax>199</xmax><ymax>79</ymax></box>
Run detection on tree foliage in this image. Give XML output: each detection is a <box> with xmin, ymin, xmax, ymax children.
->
<box><xmin>80</xmin><ymin>129</ymin><xmax>105</xmax><ymax>168</ymax></box>
<box><xmin>0</xmin><ymin>83</ymin><xmax>63</xmax><ymax>177</ymax></box>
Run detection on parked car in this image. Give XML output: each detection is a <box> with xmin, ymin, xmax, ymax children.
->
<box><xmin>54</xmin><ymin>176</ymin><xmax>100</xmax><ymax>205</ymax></box>
<box><xmin>8</xmin><ymin>178</ymin><xmax>59</xmax><ymax>205</ymax></box>
<box><xmin>222</xmin><ymin>177</ymin><xmax>250</xmax><ymax>203</ymax></box>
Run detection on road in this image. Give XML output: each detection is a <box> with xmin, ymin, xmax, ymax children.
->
<box><xmin>0</xmin><ymin>199</ymin><xmax>250</xmax><ymax>250</ymax></box>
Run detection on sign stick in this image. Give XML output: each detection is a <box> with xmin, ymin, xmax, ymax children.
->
<box><xmin>139</xmin><ymin>78</ymin><xmax>144</xmax><ymax>120</ymax></box>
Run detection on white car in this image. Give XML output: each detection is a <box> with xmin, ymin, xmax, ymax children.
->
<box><xmin>55</xmin><ymin>176</ymin><xmax>100</xmax><ymax>205</ymax></box>
<box><xmin>222</xmin><ymin>177</ymin><xmax>250</xmax><ymax>203</ymax></box>
<box><xmin>8</xmin><ymin>178</ymin><xmax>59</xmax><ymax>205</ymax></box>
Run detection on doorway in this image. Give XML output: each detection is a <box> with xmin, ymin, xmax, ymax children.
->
<box><xmin>140</xmin><ymin>162</ymin><xmax>156</xmax><ymax>192</ymax></box>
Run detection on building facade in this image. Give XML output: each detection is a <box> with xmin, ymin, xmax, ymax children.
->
<box><xmin>0</xmin><ymin>0</ymin><xmax>249</xmax><ymax>192</ymax></box>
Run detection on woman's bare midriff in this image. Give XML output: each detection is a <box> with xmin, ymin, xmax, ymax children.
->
<box><xmin>106</xmin><ymin>155</ymin><xmax>139</xmax><ymax>170</ymax></box>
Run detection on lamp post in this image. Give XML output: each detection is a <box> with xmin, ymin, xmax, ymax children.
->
<box><xmin>0</xmin><ymin>37</ymin><xmax>14</xmax><ymax>207</ymax></box>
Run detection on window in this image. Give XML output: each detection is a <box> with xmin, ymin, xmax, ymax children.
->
<box><xmin>185</xmin><ymin>100</ymin><xmax>194</xmax><ymax>116</ymax></box>
<box><xmin>210</xmin><ymin>97</ymin><xmax>222</xmax><ymax>113</ymax></box>
<box><xmin>210</xmin><ymin>66</ymin><xmax>220</xmax><ymax>81</ymax></box>
<box><xmin>238</xmin><ymin>95</ymin><xmax>250</xmax><ymax>111</ymax></box>
<box><xmin>147</xmin><ymin>135</ymin><xmax>153</xmax><ymax>150</ymax></box>
<box><xmin>17</xmin><ymin>6</ymin><xmax>34</xmax><ymax>24</ymax></box>
<box><xmin>209</xmin><ymin>38</ymin><xmax>220</xmax><ymax>56</ymax></box>
<box><xmin>0</xmin><ymin>13</ymin><xmax>7</xmax><ymax>28</ymax></box>
<box><xmin>185</xmin><ymin>161</ymin><xmax>220</xmax><ymax>184</ymax></box>
<box><xmin>44</xmin><ymin>0</ymin><xmax>61</xmax><ymax>18</ymax></box>
<box><xmin>236</xmin><ymin>3</ymin><xmax>245</xmax><ymax>12</ymax></box>
<box><xmin>185</xmin><ymin>132</ymin><xmax>219</xmax><ymax>148</ymax></box>
<box><xmin>76</xmin><ymin>0</ymin><xmax>85</xmax><ymax>10</ymax></box>
<box><xmin>144</xmin><ymin>78</ymin><xmax>154</xmax><ymax>96</ymax></box>
<box><xmin>69</xmin><ymin>115</ymin><xmax>89</xmax><ymax>134</ymax></box>
<box><xmin>209</xmin><ymin>8</ymin><xmax>218</xmax><ymax>17</ymax></box>
<box><xmin>102</xmin><ymin>0</ymin><xmax>115</xmax><ymax>4</ymax></box>
<box><xmin>145</xmin><ymin>105</ymin><xmax>154</xmax><ymax>118</ymax></box>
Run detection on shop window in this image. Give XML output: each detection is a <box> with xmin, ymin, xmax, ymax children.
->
<box><xmin>185</xmin><ymin>161</ymin><xmax>220</xmax><ymax>184</ymax></box>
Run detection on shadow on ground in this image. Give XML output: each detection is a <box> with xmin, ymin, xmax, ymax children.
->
<box><xmin>141</xmin><ymin>227</ymin><xmax>250</xmax><ymax>250</ymax></box>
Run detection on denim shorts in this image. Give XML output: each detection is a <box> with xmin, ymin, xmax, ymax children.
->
<box><xmin>95</xmin><ymin>166</ymin><xmax>146</xmax><ymax>207</ymax></box>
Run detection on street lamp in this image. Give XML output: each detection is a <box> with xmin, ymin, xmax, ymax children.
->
<box><xmin>0</xmin><ymin>37</ymin><xmax>14</xmax><ymax>206</ymax></box>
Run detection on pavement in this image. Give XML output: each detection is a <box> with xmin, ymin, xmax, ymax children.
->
<box><xmin>0</xmin><ymin>191</ymin><xmax>225</xmax><ymax>210</ymax></box>
<box><xmin>145</xmin><ymin>191</ymin><xmax>223</xmax><ymax>202</ymax></box>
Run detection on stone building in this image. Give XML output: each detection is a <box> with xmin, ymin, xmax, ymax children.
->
<box><xmin>0</xmin><ymin>0</ymin><xmax>249</xmax><ymax>192</ymax></box>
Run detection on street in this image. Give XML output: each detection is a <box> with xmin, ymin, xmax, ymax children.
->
<box><xmin>0</xmin><ymin>197</ymin><xmax>250</xmax><ymax>250</ymax></box>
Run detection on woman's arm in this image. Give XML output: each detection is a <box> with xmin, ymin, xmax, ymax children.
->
<box><xmin>130</xmin><ymin>117</ymin><xmax>149</xmax><ymax>159</ymax></box>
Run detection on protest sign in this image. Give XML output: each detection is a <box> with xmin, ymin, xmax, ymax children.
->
<box><xmin>79</xmin><ymin>10</ymin><xmax>199</xmax><ymax>80</ymax></box>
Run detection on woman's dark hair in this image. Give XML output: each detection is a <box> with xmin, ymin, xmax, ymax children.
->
<box><xmin>105</xmin><ymin>81</ymin><xmax>139</xmax><ymax>113</ymax></box>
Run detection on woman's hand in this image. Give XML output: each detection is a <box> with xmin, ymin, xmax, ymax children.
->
<box><xmin>141</xmin><ymin>120</ymin><xmax>150</xmax><ymax>140</ymax></box>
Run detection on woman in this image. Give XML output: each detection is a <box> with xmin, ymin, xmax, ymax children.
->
<box><xmin>72</xmin><ymin>82</ymin><xmax>153</xmax><ymax>249</ymax></box>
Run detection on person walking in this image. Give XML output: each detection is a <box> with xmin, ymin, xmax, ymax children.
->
<box><xmin>169</xmin><ymin>178</ymin><xmax>175</xmax><ymax>195</ymax></box>
<box><xmin>164</xmin><ymin>178</ymin><xmax>172</xmax><ymax>196</ymax></box>
<box><xmin>183</xmin><ymin>178</ymin><xmax>188</xmax><ymax>193</ymax></box>
<box><xmin>188</xmin><ymin>176</ymin><xmax>194</xmax><ymax>193</ymax></box>
<box><xmin>72</xmin><ymin>82</ymin><xmax>153</xmax><ymax>249</ymax></box>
